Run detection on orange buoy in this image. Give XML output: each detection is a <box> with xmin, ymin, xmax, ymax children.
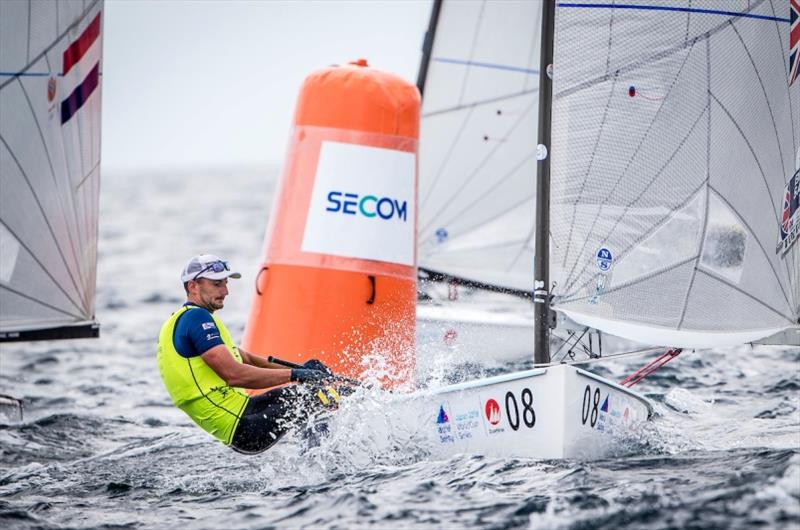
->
<box><xmin>242</xmin><ymin>60</ymin><xmax>419</xmax><ymax>390</ymax></box>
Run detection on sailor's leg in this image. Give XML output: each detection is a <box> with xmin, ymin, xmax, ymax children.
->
<box><xmin>230</xmin><ymin>385</ymin><xmax>332</xmax><ymax>454</ymax></box>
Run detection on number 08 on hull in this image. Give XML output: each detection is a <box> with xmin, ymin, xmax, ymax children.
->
<box><xmin>422</xmin><ymin>364</ymin><xmax>652</xmax><ymax>460</ymax></box>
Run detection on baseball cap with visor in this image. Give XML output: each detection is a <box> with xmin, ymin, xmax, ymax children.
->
<box><xmin>181</xmin><ymin>254</ymin><xmax>242</xmax><ymax>283</ymax></box>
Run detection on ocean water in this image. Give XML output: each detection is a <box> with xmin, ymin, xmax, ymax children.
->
<box><xmin>0</xmin><ymin>170</ymin><xmax>798</xmax><ymax>530</ymax></box>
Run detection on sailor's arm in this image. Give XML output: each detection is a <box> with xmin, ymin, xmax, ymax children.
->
<box><xmin>237</xmin><ymin>348</ymin><xmax>287</xmax><ymax>369</ymax></box>
<box><xmin>202</xmin><ymin>345</ymin><xmax>291</xmax><ymax>388</ymax></box>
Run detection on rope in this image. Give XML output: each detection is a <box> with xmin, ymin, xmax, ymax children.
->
<box><xmin>619</xmin><ymin>348</ymin><xmax>683</xmax><ymax>387</ymax></box>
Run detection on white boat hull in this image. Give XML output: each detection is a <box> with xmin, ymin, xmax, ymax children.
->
<box><xmin>414</xmin><ymin>364</ymin><xmax>651</xmax><ymax>460</ymax></box>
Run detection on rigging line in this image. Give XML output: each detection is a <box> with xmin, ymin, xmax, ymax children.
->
<box><xmin>544</xmin><ymin>346</ymin><xmax>665</xmax><ymax>368</ymax></box>
<box><xmin>551</xmin><ymin>0</ymin><xmax>772</xmax><ymax>104</ymax></box>
<box><xmin>563</xmin><ymin>105</ymin><xmax>708</xmax><ymax>295</ymax></box>
<box><xmin>421</xmin><ymin>142</ymin><xmax>537</xmax><ymax>235</ymax></box>
<box><xmin>0</xmin><ymin>284</ymin><xmax>88</xmax><ymax>322</ymax></box>
<box><xmin>557</xmin><ymin>1</ymin><xmax>787</xmax><ymax>24</ymax></box>
<box><xmin>17</xmin><ymin>77</ymin><xmax>89</xmax><ymax>307</ymax></box>
<box><xmin>421</xmin><ymin>96</ymin><xmax>537</xmax><ymax>234</ymax></box>
<box><xmin>0</xmin><ymin>0</ymin><xmax>101</xmax><ymax>91</ymax></box>
<box><xmin>0</xmin><ymin>219</ymin><xmax>89</xmax><ymax>317</ymax></box>
<box><xmin>0</xmin><ymin>138</ymin><xmax>89</xmax><ymax>314</ymax></box>
<box><xmin>422</xmin><ymin>88</ymin><xmax>538</xmax><ymax>119</ymax></box>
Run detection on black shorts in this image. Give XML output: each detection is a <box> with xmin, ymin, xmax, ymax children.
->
<box><xmin>230</xmin><ymin>385</ymin><xmax>327</xmax><ymax>454</ymax></box>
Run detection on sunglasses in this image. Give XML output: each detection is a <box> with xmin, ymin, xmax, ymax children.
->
<box><xmin>192</xmin><ymin>260</ymin><xmax>230</xmax><ymax>281</ymax></box>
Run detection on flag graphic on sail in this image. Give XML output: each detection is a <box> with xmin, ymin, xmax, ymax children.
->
<box><xmin>0</xmin><ymin>0</ymin><xmax>103</xmax><ymax>341</ymax></box>
<box><xmin>61</xmin><ymin>12</ymin><xmax>101</xmax><ymax>124</ymax></box>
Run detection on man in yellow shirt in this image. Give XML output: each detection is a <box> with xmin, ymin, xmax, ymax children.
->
<box><xmin>157</xmin><ymin>254</ymin><xmax>336</xmax><ymax>454</ymax></box>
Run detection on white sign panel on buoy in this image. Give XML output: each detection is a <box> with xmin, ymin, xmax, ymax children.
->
<box><xmin>302</xmin><ymin>141</ymin><xmax>416</xmax><ymax>266</ymax></box>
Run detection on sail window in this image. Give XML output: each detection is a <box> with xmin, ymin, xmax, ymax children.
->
<box><xmin>612</xmin><ymin>189</ymin><xmax>705</xmax><ymax>286</ymax></box>
<box><xmin>700</xmin><ymin>192</ymin><xmax>747</xmax><ymax>284</ymax></box>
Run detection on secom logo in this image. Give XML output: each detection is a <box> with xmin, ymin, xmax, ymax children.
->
<box><xmin>326</xmin><ymin>191</ymin><xmax>408</xmax><ymax>222</ymax></box>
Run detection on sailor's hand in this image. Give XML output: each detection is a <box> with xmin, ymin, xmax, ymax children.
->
<box><xmin>302</xmin><ymin>358</ymin><xmax>333</xmax><ymax>376</ymax></box>
<box><xmin>290</xmin><ymin>368</ymin><xmax>333</xmax><ymax>385</ymax></box>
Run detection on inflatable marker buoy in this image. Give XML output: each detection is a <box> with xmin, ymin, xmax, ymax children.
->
<box><xmin>242</xmin><ymin>59</ymin><xmax>419</xmax><ymax>390</ymax></box>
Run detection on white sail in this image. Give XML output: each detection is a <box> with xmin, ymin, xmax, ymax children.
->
<box><xmin>418</xmin><ymin>0</ymin><xmax>542</xmax><ymax>292</ymax></box>
<box><xmin>0</xmin><ymin>0</ymin><xmax>103</xmax><ymax>340</ymax></box>
<box><xmin>549</xmin><ymin>0</ymin><xmax>800</xmax><ymax>347</ymax></box>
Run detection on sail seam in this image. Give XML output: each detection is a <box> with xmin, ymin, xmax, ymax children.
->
<box><xmin>0</xmin><ymin>284</ymin><xmax>87</xmax><ymax>322</ymax></box>
<box><xmin>422</xmin><ymin>88</ymin><xmax>538</xmax><ymax>119</ymax></box>
<box><xmin>421</xmin><ymin>96</ymin><xmax>537</xmax><ymax>234</ymax></box>
<box><xmin>561</xmin><ymin>0</ymin><xmax>619</xmax><ymax>267</ymax></box>
<box><xmin>561</xmin><ymin>257</ymin><xmax>791</xmax><ymax>324</ymax></box>
<box><xmin>17</xmin><ymin>77</ymin><xmax>90</xmax><ymax>309</ymax></box>
<box><xmin>729</xmin><ymin>21</ymin><xmax>788</xmax><ymax>193</ymax></box>
<box><xmin>707</xmin><ymin>94</ymin><xmax>793</xmax><ymax>306</ymax></box>
<box><xmin>563</xmin><ymin>104</ymin><xmax>708</xmax><ymax>295</ymax></box>
<box><xmin>706</xmin><ymin>184</ymin><xmax>794</xmax><ymax>310</ymax></box>
<box><xmin>552</xmin><ymin>0</ymin><xmax>772</xmax><ymax>103</ymax></box>
<box><xmin>678</xmin><ymin>35</ymin><xmax>713</xmax><ymax>330</ymax></box>
<box><xmin>0</xmin><ymin>138</ymin><xmax>89</xmax><ymax>315</ymax></box>
<box><xmin>422</xmin><ymin>145</ymin><xmax>537</xmax><ymax>238</ymax></box>
<box><xmin>0</xmin><ymin>0</ymin><xmax>101</xmax><ymax>91</ymax></box>
<box><xmin>457</xmin><ymin>0</ymin><xmax>486</xmax><ymax>107</ymax></box>
<box><xmin>561</xmin><ymin>43</ymin><xmax>701</xmax><ymax>292</ymax></box>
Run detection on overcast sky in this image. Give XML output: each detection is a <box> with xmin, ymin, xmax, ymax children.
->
<box><xmin>102</xmin><ymin>0</ymin><xmax>432</xmax><ymax>175</ymax></box>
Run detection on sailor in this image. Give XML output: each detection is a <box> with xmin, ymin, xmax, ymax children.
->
<box><xmin>157</xmin><ymin>254</ymin><xmax>339</xmax><ymax>454</ymax></box>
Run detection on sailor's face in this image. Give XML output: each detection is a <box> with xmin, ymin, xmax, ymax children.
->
<box><xmin>193</xmin><ymin>278</ymin><xmax>228</xmax><ymax>312</ymax></box>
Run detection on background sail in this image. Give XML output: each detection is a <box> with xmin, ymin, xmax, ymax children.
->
<box><xmin>0</xmin><ymin>0</ymin><xmax>103</xmax><ymax>340</ymax></box>
<box><xmin>550</xmin><ymin>0</ymin><xmax>799</xmax><ymax>347</ymax></box>
<box><xmin>418</xmin><ymin>0</ymin><xmax>542</xmax><ymax>293</ymax></box>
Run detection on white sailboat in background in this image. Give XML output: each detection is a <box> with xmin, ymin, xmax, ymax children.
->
<box><xmin>0</xmin><ymin>0</ymin><xmax>103</xmax><ymax>343</ymax></box>
<box><xmin>412</xmin><ymin>0</ymin><xmax>799</xmax><ymax>459</ymax></box>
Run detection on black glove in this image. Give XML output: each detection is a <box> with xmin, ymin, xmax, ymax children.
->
<box><xmin>290</xmin><ymin>368</ymin><xmax>333</xmax><ymax>385</ymax></box>
<box><xmin>303</xmin><ymin>358</ymin><xmax>333</xmax><ymax>376</ymax></box>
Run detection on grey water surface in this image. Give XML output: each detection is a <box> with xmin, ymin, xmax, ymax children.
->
<box><xmin>0</xmin><ymin>170</ymin><xmax>798</xmax><ymax>530</ymax></box>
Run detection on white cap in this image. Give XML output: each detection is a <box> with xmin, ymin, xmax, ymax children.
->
<box><xmin>181</xmin><ymin>254</ymin><xmax>242</xmax><ymax>283</ymax></box>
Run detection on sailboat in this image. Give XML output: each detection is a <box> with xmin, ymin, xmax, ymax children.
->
<box><xmin>0</xmin><ymin>0</ymin><xmax>103</xmax><ymax>342</ymax></box>
<box><xmin>410</xmin><ymin>0</ymin><xmax>799</xmax><ymax>459</ymax></box>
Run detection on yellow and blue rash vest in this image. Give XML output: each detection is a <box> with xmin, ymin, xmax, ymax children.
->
<box><xmin>157</xmin><ymin>304</ymin><xmax>249</xmax><ymax>445</ymax></box>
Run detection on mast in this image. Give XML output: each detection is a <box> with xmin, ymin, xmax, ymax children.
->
<box><xmin>533</xmin><ymin>0</ymin><xmax>555</xmax><ymax>365</ymax></box>
<box><xmin>416</xmin><ymin>0</ymin><xmax>442</xmax><ymax>95</ymax></box>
